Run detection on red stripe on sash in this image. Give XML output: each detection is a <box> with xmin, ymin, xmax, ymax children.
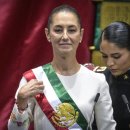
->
<box><xmin>23</xmin><ymin>70</ymin><xmax>68</xmax><ymax>130</ymax></box>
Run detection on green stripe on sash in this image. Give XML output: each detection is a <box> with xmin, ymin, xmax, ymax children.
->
<box><xmin>43</xmin><ymin>63</ymin><xmax>88</xmax><ymax>130</ymax></box>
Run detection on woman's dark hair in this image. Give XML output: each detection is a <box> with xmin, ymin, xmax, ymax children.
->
<box><xmin>47</xmin><ymin>4</ymin><xmax>82</xmax><ymax>30</ymax></box>
<box><xmin>100</xmin><ymin>21</ymin><xmax>130</xmax><ymax>51</ymax></box>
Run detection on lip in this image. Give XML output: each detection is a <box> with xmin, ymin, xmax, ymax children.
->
<box><xmin>109</xmin><ymin>69</ymin><xmax>118</xmax><ymax>73</ymax></box>
<box><xmin>58</xmin><ymin>43</ymin><xmax>72</xmax><ymax>49</ymax></box>
<box><xmin>59</xmin><ymin>43</ymin><xmax>71</xmax><ymax>45</ymax></box>
<box><xmin>59</xmin><ymin>43</ymin><xmax>72</xmax><ymax>48</ymax></box>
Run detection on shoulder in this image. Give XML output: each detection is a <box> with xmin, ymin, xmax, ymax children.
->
<box><xmin>23</xmin><ymin>65</ymin><xmax>44</xmax><ymax>81</ymax></box>
<box><xmin>83</xmin><ymin>63</ymin><xmax>107</xmax><ymax>73</ymax></box>
<box><xmin>23</xmin><ymin>66</ymin><xmax>43</xmax><ymax>75</ymax></box>
<box><xmin>83</xmin><ymin>64</ymin><xmax>114</xmax><ymax>85</ymax></box>
<box><xmin>81</xmin><ymin>64</ymin><xmax>106</xmax><ymax>82</ymax></box>
<box><xmin>82</xmin><ymin>65</ymin><xmax>110</xmax><ymax>96</ymax></box>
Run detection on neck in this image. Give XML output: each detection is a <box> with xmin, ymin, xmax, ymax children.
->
<box><xmin>51</xmin><ymin>58</ymin><xmax>80</xmax><ymax>76</ymax></box>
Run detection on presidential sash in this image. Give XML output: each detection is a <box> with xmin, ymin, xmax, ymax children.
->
<box><xmin>23</xmin><ymin>63</ymin><xmax>89</xmax><ymax>130</ymax></box>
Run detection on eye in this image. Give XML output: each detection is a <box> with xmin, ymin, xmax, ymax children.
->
<box><xmin>54</xmin><ymin>28</ymin><xmax>63</xmax><ymax>33</ymax></box>
<box><xmin>111</xmin><ymin>53</ymin><xmax>121</xmax><ymax>59</ymax></box>
<box><xmin>102</xmin><ymin>54</ymin><xmax>108</xmax><ymax>59</ymax></box>
<box><xmin>68</xmin><ymin>26</ymin><xmax>77</xmax><ymax>34</ymax></box>
<box><xmin>112</xmin><ymin>55</ymin><xmax>121</xmax><ymax>59</ymax></box>
<box><xmin>68</xmin><ymin>29</ymin><xmax>76</xmax><ymax>33</ymax></box>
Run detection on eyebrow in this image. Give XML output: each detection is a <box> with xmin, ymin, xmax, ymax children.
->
<box><xmin>100</xmin><ymin>51</ymin><xmax>121</xmax><ymax>56</ymax></box>
<box><xmin>54</xmin><ymin>25</ymin><xmax>77</xmax><ymax>28</ymax></box>
<box><xmin>54</xmin><ymin>25</ymin><xmax>62</xmax><ymax>28</ymax></box>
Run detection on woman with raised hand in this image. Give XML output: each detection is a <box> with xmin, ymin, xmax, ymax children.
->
<box><xmin>8</xmin><ymin>4</ymin><xmax>116</xmax><ymax>130</ymax></box>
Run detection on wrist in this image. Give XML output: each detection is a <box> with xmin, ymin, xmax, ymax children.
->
<box><xmin>15</xmin><ymin>98</ymin><xmax>28</xmax><ymax>113</ymax></box>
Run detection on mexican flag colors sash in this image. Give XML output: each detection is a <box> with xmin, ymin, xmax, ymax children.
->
<box><xmin>23</xmin><ymin>63</ymin><xmax>89</xmax><ymax>130</ymax></box>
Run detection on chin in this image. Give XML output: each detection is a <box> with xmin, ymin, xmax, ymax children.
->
<box><xmin>111</xmin><ymin>71</ymin><xmax>123</xmax><ymax>77</ymax></box>
<box><xmin>60</xmin><ymin>48</ymin><xmax>72</xmax><ymax>53</ymax></box>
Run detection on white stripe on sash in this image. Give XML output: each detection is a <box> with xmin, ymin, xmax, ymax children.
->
<box><xmin>32</xmin><ymin>66</ymin><xmax>61</xmax><ymax>110</ymax></box>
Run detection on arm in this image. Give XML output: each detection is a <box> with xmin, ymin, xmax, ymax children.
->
<box><xmin>8</xmin><ymin>100</ymin><xmax>34</xmax><ymax>130</ymax></box>
<box><xmin>8</xmin><ymin>77</ymin><xmax>44</xmax><ymax>130</ymax></box>
<box><xmin>95</xmin><ymin>77</ymin><xmax>116</xmax><ymax>130</ymax></box>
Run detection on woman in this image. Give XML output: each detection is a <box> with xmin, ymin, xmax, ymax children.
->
<box><xmin>100</xmin><ymin>21</ymin><xmax>130</xmax><ymax>130</ymax></box>
<box><xmin>8</xmin><ymin>4</ymin><xmax>116</xmax><ymax>130</ymax></box>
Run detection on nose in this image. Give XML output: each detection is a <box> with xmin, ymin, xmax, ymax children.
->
<box><xmin>107</xmin><ymin>58</ymin><xmax>114</xmax><ymax>67</ymax></box>
<box><xmin>62</xmin><ymin>30</ymin><xmax>69</xmax><ymax>40</ymax></box>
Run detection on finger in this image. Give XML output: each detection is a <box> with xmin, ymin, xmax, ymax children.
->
<box><xmin>28</xmin><ymin>80</ymin><xmax>43</xmax><ymax>88</ymax></box>
<box><xmin>29</xmin><ymin>89</ymin><xmax>44</xmax><ymax>97</ymax></box>
<box><xmin>30</xmin><ymin>84</ymin><xmax>44</xmax><ymax>92</ymax></box>
<box><xmin>37</xmin><ymin>81</ymin><xmax>43</xmax><ymax>85</ymax></box>
<box><xmin>27</xmin><ymin>79</ymin><xmax>38</xmax><ymax>86</ymax></box>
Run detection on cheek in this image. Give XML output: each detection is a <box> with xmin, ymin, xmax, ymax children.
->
<box><xmin>71</xmin><ymin>34</ymin><xmax>81</xmax><ymax>43</ymax></box>
<box><xmin>51</xmin><ymin>34</ymin><xmax>61</xmax><ymax>42</ymax></box>
<box><xmin>117</xmin><ymin>55</ymin><xmax>130</xmax><ymax>69</ymax></box>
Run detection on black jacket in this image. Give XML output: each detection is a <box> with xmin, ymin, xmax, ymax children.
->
<box><xmin>104</xmin><ymin>68</ymin><xmax>130</xmax><ymax>130</ymax></box>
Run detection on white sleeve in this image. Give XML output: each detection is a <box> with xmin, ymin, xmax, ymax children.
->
<box><xmin>95</xmin><ymin>78</ymin><xmax>116</xmax><ymax>130</ymax></box>
<box><xmin>8</xmin><ymin>77</ymin><xmax>35</xmax><ymax>130</ymax></box>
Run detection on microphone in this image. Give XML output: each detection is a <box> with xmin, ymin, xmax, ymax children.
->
<box><xmin>94</xmin><ymin>93</ymin><xmax>100</xmax><ymax>102</ymax></box>
<box><xmin>122</xmin><ymin>94</ymin><xmax>130</xmax><ymax>113</ymax></box>
<box><xmin>87</xmin><ymin>93</ymin><xmax>100</xmax><ymax>130</ymax></box>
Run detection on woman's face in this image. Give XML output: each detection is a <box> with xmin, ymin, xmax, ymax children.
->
<box><xmin>45</xmin><ymin>11</ymin><xmax>84</xmax><ymax>56</ymax></box>
<box><xmin>100</xmin><ymin>40</ymin><xmax>130</xmax><ymax>76</ymax></box>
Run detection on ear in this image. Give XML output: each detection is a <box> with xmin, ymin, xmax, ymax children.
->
<box><xmin>45</xmin><ymin>28</ymin><xmax>51</xmax><ymax>42</ymax></box>
<box><xmin>79</xmin><ymin>28</ymin><xmax>84</xmax><ymax>43</ymax></box>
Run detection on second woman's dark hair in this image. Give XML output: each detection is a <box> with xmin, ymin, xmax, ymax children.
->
<box><xmin>101</xmin><ymin>21</ymin><xmax>130</xmax><ymax>51</ymax></box>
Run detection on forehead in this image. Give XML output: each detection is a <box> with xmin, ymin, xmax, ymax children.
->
<box><xmin>51</xmin><ymin>11</ymin><xmax>79</xmax><ymax>26</ymax></box>
<box><xmin>100</xmin><ymin>40</ymin><xmax>128</xmax><ymax>54</ymax></box>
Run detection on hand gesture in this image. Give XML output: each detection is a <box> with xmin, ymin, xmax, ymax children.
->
<box><xmin>16</xmin><ymin>79</ymin><xmax>44</xmax><ymax>111</ymax></box>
